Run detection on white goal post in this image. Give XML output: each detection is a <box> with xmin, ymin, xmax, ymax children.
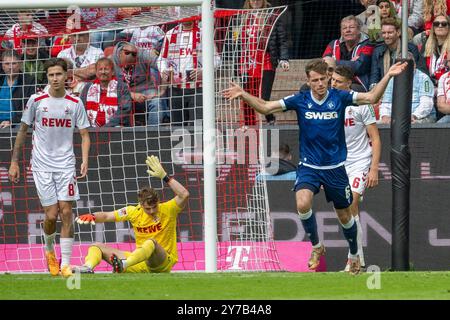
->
<box><xmin>0</xmin><ymin>0</ymin><xmax>218</xmax><ymax>272</ymax></box>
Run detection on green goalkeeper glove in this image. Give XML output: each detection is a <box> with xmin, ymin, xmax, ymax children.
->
<box><xmin>75</xmin><ymin>214</ymin><xmax>96</xmax><ymax>225</ymax></box>
<box><xmin>146</xmin><ymin>155</ymin><xmax>167</xmax><ymax>180</ymax></box>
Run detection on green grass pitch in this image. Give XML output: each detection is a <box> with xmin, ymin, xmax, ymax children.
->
<box><xmin>1</xmin><ymin>272</ymin><xmax>449</xmax><ymax>300</ymax></box>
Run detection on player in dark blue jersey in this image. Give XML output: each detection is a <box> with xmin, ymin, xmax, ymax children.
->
<box><xmin>223</xmin><ymin>58</ymin><xmax>407</xmax><ymax>275</ymax></box>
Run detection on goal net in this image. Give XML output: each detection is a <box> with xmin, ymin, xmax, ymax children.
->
<box><xmin>0</xmin><ymin>4</ymin><xmax>287</xmax><ymax>272</ymax></box>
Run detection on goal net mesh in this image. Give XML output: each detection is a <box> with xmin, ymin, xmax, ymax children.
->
<box><xmin>0</xmin><ymin>5</ymin><xmax>286</xmax><ymax>273</ymax></box>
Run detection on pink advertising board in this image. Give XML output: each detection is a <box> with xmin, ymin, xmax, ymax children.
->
<box><xmin>0</xmin><ymin>241</ymin><xmax>325</xmax><ymax>273</ymax></box>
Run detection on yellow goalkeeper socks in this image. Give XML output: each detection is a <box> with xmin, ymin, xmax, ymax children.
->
<box><xmin>125</xmin><ymin>240</ymin><xmax>155</xmax><ymax>269</ymax></box>
<box><xmin>84</xmin><ymin>246</ymin><xmax>103</xmax><ymax>269</ymax></box>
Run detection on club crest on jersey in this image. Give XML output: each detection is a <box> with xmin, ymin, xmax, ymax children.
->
<box><xmin>118</xmin><ymin>208</ymin><xmax>127</xmax><ymax>217</ymax></box>
<box><xmin>64</xmin><ymin>106</ymin><xmax>71</xmax><ymax>115</ymax></box>
<box><xmin>327</xmin><ymin>101</ymin><xmax>335</xmax><ymax>110</ymax></box>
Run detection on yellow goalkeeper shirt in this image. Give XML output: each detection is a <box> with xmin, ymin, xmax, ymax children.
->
<box><xmin>113</xmin><ymin>198</ymin><xmax>182</xmax><ymax>263</ymax></box>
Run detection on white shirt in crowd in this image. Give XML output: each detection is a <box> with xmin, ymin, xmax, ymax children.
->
<box><xmin>125</xmin><ymin>26</ymin><xmax>165</xmax><ymax>52</ymax></box>
<box><xmin>437</xmin><ymin>70</ymin><xmax>450</xmax><ymax>102</ymax></box>
<box><xmin>158</xmin><ymin>22</ymin><xmax>221</xmax><ymax>88</ymax></box>
<box><xmin>57</xmin><ymin>46</ymin><xmax>104</xmax><ymax>69</ymax></box>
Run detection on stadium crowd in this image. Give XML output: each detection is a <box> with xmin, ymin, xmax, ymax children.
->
<box><xmin>1</xmin><ymin>1</ymin><xmax>450</xmax><ymax>128</ymax></box>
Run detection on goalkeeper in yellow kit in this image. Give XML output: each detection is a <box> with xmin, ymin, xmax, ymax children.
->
<box><xmin>74</xmin><ymin>156</ymin><xmax>189</xmax><ymax>273</ymax></box>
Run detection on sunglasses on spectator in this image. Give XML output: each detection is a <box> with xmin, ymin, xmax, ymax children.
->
<box><xmin>123</xmin><ymin>50</ymin><xmax>137</xmax><ymax>57</ymax></box>
<box><xmin>433</xmin><ymin>21</ymin><xmax>449</xmax><ymax>28</ymax></box>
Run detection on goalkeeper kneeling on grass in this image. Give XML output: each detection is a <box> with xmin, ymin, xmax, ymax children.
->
<box><xmin>73</xmin><ymin>156</ymin><xmax>189</xmax><ymax>273</ymax></box>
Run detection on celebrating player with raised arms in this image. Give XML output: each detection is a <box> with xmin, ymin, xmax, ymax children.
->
<box><xmin>8</xmin><ymin>58</ymin><xmax>91</xmax><ymax>278</ymax></box>
<box><xmin>73</xmin><ymin>156</ymin><xmax>189</xmax><ymax>274</ymax></box>
<box><xmin>223</xmin><ymin>58</ymin><xmax>406</xmax><ymax>274</ymax></box>
<box><xmin>331</xmin><ymin>65</ymin><xmax>381</xmax><ymax>272</ymax></box>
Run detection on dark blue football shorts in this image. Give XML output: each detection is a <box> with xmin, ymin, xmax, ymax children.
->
<box><xmin>293</xmin><ymin>164</ymin><xmax>352</xmax><ymax>209</ymax></box>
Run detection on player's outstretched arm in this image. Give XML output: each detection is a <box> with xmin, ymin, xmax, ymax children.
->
<box><xmin>78</xmin><ymin>128</ymin><xmax>90</xmax><ymax>179</ymax></box>
<box><xmin>222</xmin><ymin>81</ymin><xmax>284</xmax><ymax>115</ymax></box>
<box><xmin>146</xmin><ymin>155</ymin><xmax>190</xmax><ymax>209</ymax></box>
<box><xmin>355</xmin><ymin>61</ymin><xmax>408</xmax><ymax>105</ymax></box>
<box><xmin>75</xmin><ymin>211</ymin><xmax>116</xmax><ymax>225</ymax></box>
<box><xmin>8</xmin><ymin>122</ymin><xmax>29</xmax><ymax>183</ymax></box>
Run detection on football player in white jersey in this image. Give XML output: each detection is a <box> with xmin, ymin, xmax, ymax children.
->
<box><xmin>8</xmin><ymin>58</ymin><xmax>91</xmax><ymax>278</ymax></box>
<box><xmin>331</xmin><ymin>65</ymin><xmax>381</xmax><ymax>271</ymax></box>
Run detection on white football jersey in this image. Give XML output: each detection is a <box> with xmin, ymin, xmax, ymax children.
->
<box><xmin>344</xmin><ymin>104</ymin><xmax>376</xmax><ymax>168</ymax></box>
<box><xmin>21</xmin><ymin>91</ymin><xmax>90</xmax><ymax>172</ymax></box>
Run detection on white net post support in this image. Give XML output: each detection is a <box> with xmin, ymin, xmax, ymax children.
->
<box><xmin>0</xmin><ymin>0</ymin><xmax>218</xmax><ymax>272</ymax></box>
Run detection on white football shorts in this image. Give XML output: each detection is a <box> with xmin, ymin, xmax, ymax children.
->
<box><xmin>347</xmin><ymin>170</ymin><xmax>369</xmax><ymax>196</ymax></box>
<box><xmin>345</xmin><ymin>159</ymin><xmax>371</xmax><ymax>196</ymax></box>
<box><xmin>32</xmin><ymin>170</ymin><xmax>79</xmax><ymax>207</ymax></box>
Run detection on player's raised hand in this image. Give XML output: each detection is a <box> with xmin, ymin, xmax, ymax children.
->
<box><xmin>8</xmin><ymin>162</ymin><xmax>20</xmax><ymax>183</ymax></box>
<box><xmin>146</xmin><ymin>155</ymin><xmax>167</xmax><ymax>179</ymax></box>
<box><xmin>387</xmin><ymin>61</ymin><xmax>408</xmax><ymax>77</ymax></box>
<box><xmin>222</xmin><ymin>81</ymin><xmax>244</xmax><ymax>100</ymax></box>
<box><xmin>75</xmin><ymin>214</ymin><xmax>96</xmax><ymax>225</ymax></box>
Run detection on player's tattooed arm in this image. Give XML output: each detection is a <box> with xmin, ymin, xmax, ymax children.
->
<box><xmin>9</xmin><ymin>123</ymin><xmax>29</xmax><ymax>183</ymax></box>
<box><xmin>11</xmin><ymin>123</ymin><xmax>29</xmax><ymax>163</ymax></box>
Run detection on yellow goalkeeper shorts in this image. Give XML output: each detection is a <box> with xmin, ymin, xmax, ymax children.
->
<box><xmin>123</xmin><ymin>251</ymin><xmax>176</xmax><ymax>273</ymax></box>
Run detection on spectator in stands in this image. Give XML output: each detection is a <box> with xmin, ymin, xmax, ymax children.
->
<box><xmin>369</xmin><ymin>17</ymin><xmax>425</xmax><ymax>89</ymax></box>
<box><xmin>158</xmin><ymin>19</ymin><xmax>221</xmax><ymax>126</ymax></box>
<box><xmin>418</xmin><ymin>15</ymin><xmax>450</xmax><ymax>86</ymax></box>
<box><xmin>121</xmin><ymin>25</ymin><xmax>169</xmax><ymax>125</ymax></box>
<box><xmin>422</xmin><ymin>0</ymin><xmax>450</xmax><ymax>35</ymax></box>
<box><xmin>323</xmin><ymin>15</ymin><xmax>374</xmax><ymax>92</ymax></box>
<box><xmin>0</xmin><ymin>50</ymin><xmax>35</xmax><ymax>128</ymax></box>
<box><xmin>50</xmin><ymin>15</ymin><xmax>78</xmax><ymax>58</ymax></box>
<box><xmin>113</xmin><ymin>41</ymin><xmax>159</xmax><ymax>126</ymax></box>
<box><xmin>80</xmin><ymin>8</ymin><xmax>119</xmax><ymax>50</ymax></box>
<box><xmin>265</xmin><ymin>143</ymin><xmax>297</xmax><ymax>176</ymax></box>
<box><xmin>21</xmin><ymin>34</ymin><xmax>49</xmax><ymax>88</ymax></box>
<box><xmin>414</xmin><ymin>2</ymin><xmax>449</xmax><ymax>49</ymax></box>
<box><xmin>3</xmin><ymin>10</ymin><xmax>48</xmax><ymax>53</ymax></box>
<box><xmin>390</xmin><ymin>0</ymin><xmax>424</xmax><ymax>35</ymax></box>
<box><xmin>57</xmin><ymin>27</ymin><xmax>104</xmax><ymax>82</ymax></box>
<box><xmin>364</xmin><ymin>0</ymin><xmax>402</xmax><ymax>43</ymax></box>
<box><xmin>241</xmin><ymin>0</ymin><xmax>290</xmax><ymax>125</ymax></box>
<box><xmin>80</xmin><ymin>57</ymin><xmax>131</xmax><ymax>127</ymax></box>
<box><xmin>379</xmin><ymin>53</ymin><xmax>435</xmax><ymax>124</ymax></box>
<box><xmin>435</xmin><ymin>59</ymin><xmax>450</xmax><ymax>123</ymax></box>
<box><xmin>356</xmin><ymin>0</ymin><xmax>378</xmax><ymax>37</ymax></box>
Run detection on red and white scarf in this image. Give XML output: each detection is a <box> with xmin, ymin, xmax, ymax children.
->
<box><xmin>426</xmin><ymin>51</ymin><xmax>448</xmax><ymax>80</ymax></box>
<box><xmin>85</xmin><ymin>79</ymin><xmax>119</xmax><ymax>127</ymax></box>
